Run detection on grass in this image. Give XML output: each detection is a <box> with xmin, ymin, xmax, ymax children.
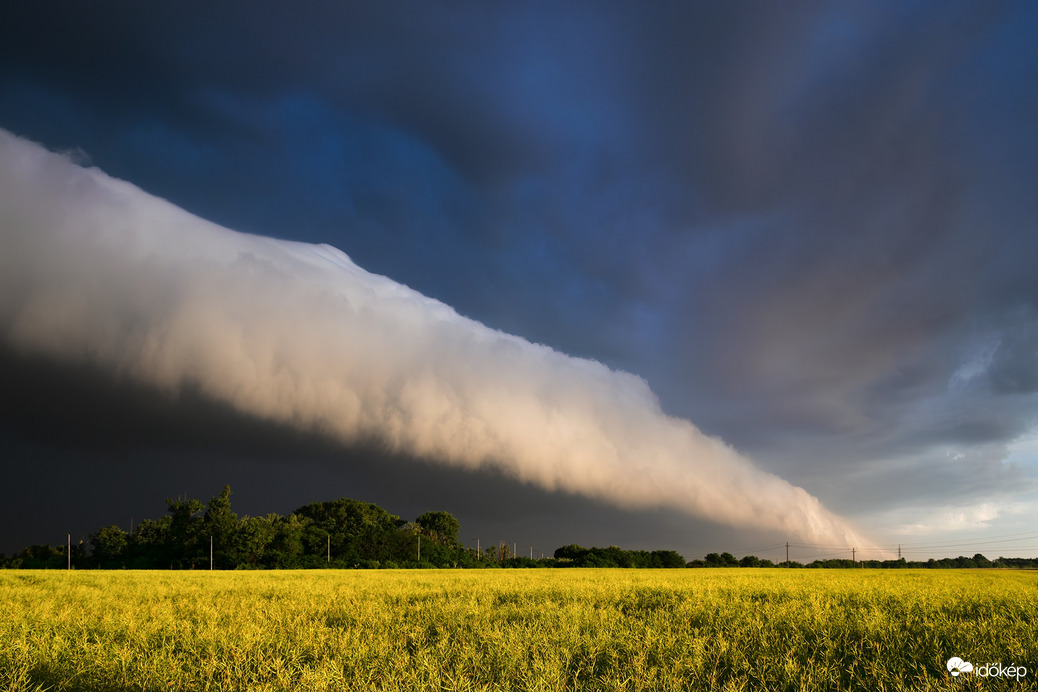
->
<box><xmin>1</xmin><ymin>568</ymin><xmax>1035</xmax><ymax>691</ymax></box>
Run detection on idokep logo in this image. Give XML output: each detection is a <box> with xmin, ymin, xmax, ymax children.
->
<box><xmin>947</xmin><ymin>656</ymin><xmax>1028</xmax><ymax>682</ymax></box>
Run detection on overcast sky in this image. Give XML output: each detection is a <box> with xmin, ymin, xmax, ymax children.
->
<box><xmin>1</xmin><ymin>1</ymin><xmax>1036</xmax><ymax>562</ymax></box>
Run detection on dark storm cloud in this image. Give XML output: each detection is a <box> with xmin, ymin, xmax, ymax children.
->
<box><xmin>988</xmin><ymin>317</ymin><xmax>1038</xmax><ymax>395</ymax></box>
<box><xmin>0</xmin><ymin>342</ymin><xmax>778</xmax><ymax>558</ymax></box>
<box><xmin>1</xmin><ymin>0</ymin><xmax>1036</xmax><ymax>549</ymax></box>
<box><xmin>624</xmin><ymin>3</ymin><xmax>1038</xmax><ymax>482</ymax></box>
<box><xmin>0</xmin><ymin>131</ymin><xmax>874</xmax><ymax>555</ymax></box>
<box><xmin>0</xmin><ymin>2</ymin><xmax>590</xmax><ymax>181</ymax></box>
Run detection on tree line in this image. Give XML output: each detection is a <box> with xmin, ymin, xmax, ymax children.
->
<box><xmin>4</xmin><ymin>486</ymin><xmax>1037</xmax><ymax>569</ymax></box>
<box><xmin>684</xmin><ymin>551</ymin><xmax>1038</xmax><ymax>569</ymax></box>
<box><xmin>4</xmin><ymin>486</ymin><xmax>473</xmax><ymax>570</ymax></box>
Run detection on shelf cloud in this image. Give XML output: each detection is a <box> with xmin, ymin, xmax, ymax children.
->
<box><xmin>0</xmin><ymin>128</ymin><xmax>876</xmax><ymax>549</ymax></box>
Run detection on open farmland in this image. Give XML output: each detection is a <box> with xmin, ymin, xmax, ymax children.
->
<box><xmin>1</xmin><ymin>569</ymin><xmax>1035</xmax><ymax>691</ymax></box>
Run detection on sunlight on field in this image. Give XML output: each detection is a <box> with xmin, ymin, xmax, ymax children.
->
<box><xmin>1</xmin><ymin>569</ymin><xmax>1035</xmax><ymax>691</ymax></box>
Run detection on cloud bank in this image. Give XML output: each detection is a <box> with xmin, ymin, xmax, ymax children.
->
<box><xmin>0</xmin><ymin>129</ymin><xmax>875</xmax><ymax>549</ymax></box>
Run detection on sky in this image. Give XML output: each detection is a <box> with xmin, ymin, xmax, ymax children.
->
<box><xmin>1</xmin><ymin>1</ymin><xmax>1036</xmax><ymax>563</ymax></box>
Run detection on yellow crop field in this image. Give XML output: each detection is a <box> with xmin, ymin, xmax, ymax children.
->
<box><xmin>1</xmin><ymin>568</ymin><xmax>1035</xmax><ymax>691</ymax></box>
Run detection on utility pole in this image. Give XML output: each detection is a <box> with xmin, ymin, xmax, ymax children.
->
<box><xmin>67</xmin><ymin>533</ymin><xmax>71</xmax><ymax>571</ymax></box>
<box><xmin>852</xmin><ymin>547</ymin><xmax>856</xmax><ymax>565</ymax></box>
<box><xmin>785</xmin><ymin>542</ymin><xmax>789</xmax><ymax>567</ymax></box>
<box><xmin>530</xmin><ymin>546</ymin><xmax>533</xmax><ymax>560</ymax></box>
<box><xmin>898</xmin><ymin>544</ymin><xmax>902</xmax><ymax>560</ymax></box>
<box><xmin>477</xmin><ymin>539</ymin><xmax>480</xmax><ymax>560</ymax></box>
<box><xmin>327</xmin><ymin>534</ymin><xmax>330</xmax><ymax>564</ymax></box>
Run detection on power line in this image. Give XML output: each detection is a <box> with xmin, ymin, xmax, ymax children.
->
<box><xmin>730</xmin><ymin>544</ymin><xmax>788</xmax><ymax>558</ymax></box>
<box><xmin>897</xmin><ymin>529</ymin><xmax>1038</xmax><ymax>546</ymax></box>
<box><xmin>896</xmin><ymin>535</ymin><xmax>1038</xmax><ymax>551</ymax></box>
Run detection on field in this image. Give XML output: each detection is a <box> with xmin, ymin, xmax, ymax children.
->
<box><xmin>1</xmin><ymin>569</ymin><xmax>1035</xmax><ymax>691</ymax></box>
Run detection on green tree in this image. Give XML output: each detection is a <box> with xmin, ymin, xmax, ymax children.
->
<box><xmin>295</xmin><ymin>498</ymin><xmax>404</xmax><ymax>564</ymax></box>
<box><xmin>232</xmin><ymin>515</ymin><xmax>277</xmax><ymax>567</ymax></box>
<box><xmin>415</xmin><ymin>511</ymin><xmax>461</xmax><ymax>547</ymax></box>
<box><xmin>603</xmin><ymin>546</ymin><xmax>633</xmax><ymax>567</ymax></box>
<box><xmin>554</xmin><ymin>544</ymin><xmax>588</xmax><ymax>562</ymax></box>
<box><xmin>166</xmin><ymin>496</ymin><xmax>204</xmax><ymax>568</ymax></box>
<box><xmin>267</xmin><ymin>513</ymin><xmax>305</xmax><ymax>568</ymax></box>
<box><xmin>90</xmin><ymin>525</ymin><xmax>129</xmax><ymax>568</ymax></box>
<box><xmin>652</xmin><ymin>550</ymin><xmax>686</xmax><ymax>568</ymax></box>
<box><xmin>203</xmin><ymin>485</ymin><xmax>239</xmax><ymax>568</ymax></box>
<box><xmin>16</xmin><ymin>544</ymin><xmax>66</xmax><ymax>569</ymax></box>
<box><xmin>126</xmin><ymin>516</ymin><xmax>171</xmax><ymax>568</ymax></box>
